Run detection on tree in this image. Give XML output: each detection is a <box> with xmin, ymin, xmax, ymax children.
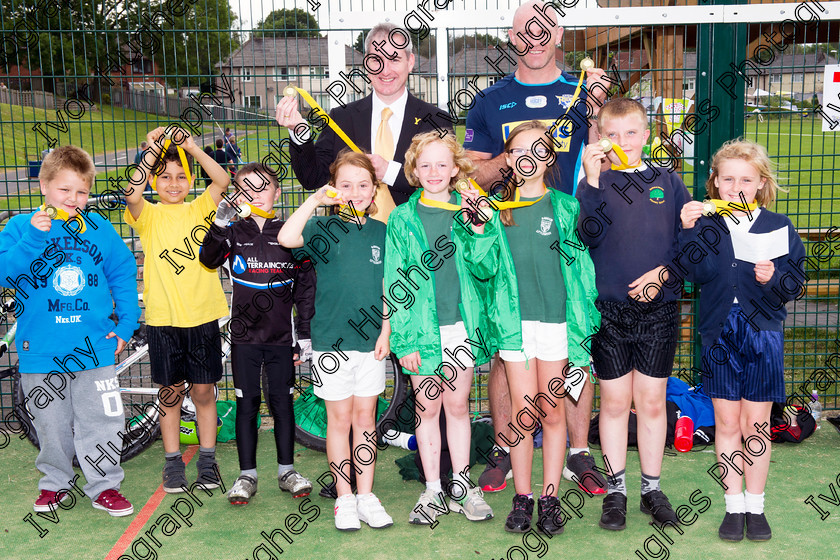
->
<box><xmin>127</xmin><ymin>0</ymin><xmax>241</xmax><ymax>89</ymax></box>
<box><xmin>254</xmin><ymin>8</ymin><xmax>320</xmax><ymax>39</ymax></box>
<box><xmin>0</xmin><ymin>0</ymin><xmax>132</xmax><ymax>93</ymax></box>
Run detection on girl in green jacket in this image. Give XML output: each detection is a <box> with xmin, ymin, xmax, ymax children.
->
<box><xmin>494</xmin><ymin>121</ymin><xmax>600</xmax><ymax>536</ymax></box>
<box><xmin>386</xmin><ymin>132</ymin><xmax>496</xmax><ymax>526</ymax></box>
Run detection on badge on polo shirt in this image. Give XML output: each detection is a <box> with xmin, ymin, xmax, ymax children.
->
<box><xmin>649</xmin><ymin>186</ymin><xmax>665</xmax><ymax>204</ymax></box>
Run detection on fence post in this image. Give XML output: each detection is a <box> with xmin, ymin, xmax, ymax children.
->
<box><xmin>692</xmin><ymin>1</ymin><xmax>748</xmax><ymax>383</ymax></box>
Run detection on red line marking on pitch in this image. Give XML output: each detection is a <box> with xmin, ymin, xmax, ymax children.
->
<box><xmin>105</xmin><ymin>446</ymin><xmax>198</xmax><ymax>560</ymax></box>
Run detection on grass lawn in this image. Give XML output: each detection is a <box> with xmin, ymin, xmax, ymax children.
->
<box><xmin>0</xmin><ymin>102</ymin><xmax>208</xmax><ymax>168</ymax></box>
<box><xmin>2</xmin><ymin>427</ymin><xmax>839</xmax><ymax>560</ymax></box>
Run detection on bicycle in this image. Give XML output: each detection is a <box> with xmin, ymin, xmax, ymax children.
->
<box><xmin>1</xmin><ymin>306</ymin><xmax>410</xmax><ymax>458</ymax></box>
<box><xmin>0</xmin><ymin>201</ymin><xmax>411</xmax><ymax>457</ymax></box>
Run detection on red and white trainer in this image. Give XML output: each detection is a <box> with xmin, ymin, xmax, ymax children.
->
<box><xmin>34</xmin><ymin>490</ymin><xmax>72</xmax><ymax>512</ymax></box>
<box><xmin>93</xmin><ymin>489</ymin><xmax>134</xmax><ymax>517</ymax></box>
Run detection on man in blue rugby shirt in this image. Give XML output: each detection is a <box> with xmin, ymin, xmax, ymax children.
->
<box><xmin>465</xmin><ymin>0</ymin><xmax>612</xmax><ymax>501</ymax></box>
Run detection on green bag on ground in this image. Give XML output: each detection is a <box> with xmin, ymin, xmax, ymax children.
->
<box><xmin>215</xmin><ymin>400</ymin><xmax>260</xmax><ymax>442</ymax></box>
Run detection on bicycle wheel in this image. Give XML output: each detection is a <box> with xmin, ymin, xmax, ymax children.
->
<box><xmin>293</xmin><ymin>352</ymin><xmax>408</xmax><ymax>453</ymax></box>
<box><xmin>11</xmin><ymin>354</ymin><xmax>162</xmax><ymax>464</ymax></box>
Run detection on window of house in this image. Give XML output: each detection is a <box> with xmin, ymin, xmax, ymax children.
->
<box><xmin>273</xmin><ymin>67</ymin><xmax>288</xmax><ymax>81</ymax></box>
<box><xmin>770</xmin><ymin>74</ymin><xmax>782</xmax><ymax>85</ymax></box>
<box><xmin>245</xmin><ymin>95</ymin><xmax>261</xmax><ymax>108</ymax></box>
<box><xmin>242</xmin><ymin>68</ymin><xmax>252</xmax><ymax>82</ymax></box>
<box><xmin>792</xmin><ymin>73</ymin><xmax>804</xmax><ymax>83</ymax></box>
<box><xmin>683</xmin><ymin>77</ymin><xmax>696</xmax><ymax>91</ymax></box>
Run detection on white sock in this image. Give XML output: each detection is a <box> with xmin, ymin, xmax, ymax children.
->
<box><xmin>498</xmin><ymin>445</ymin><xmax>510</xmax><ymax>454</ymax></box>
<box><xmin>569</xmin><ymin>447</ymin><xmax>589</xmax><ymax>456</ymax></box>
<box><xmin>724</xmin><ymin>492</ymin><xmax>746</xmax><ymax>514</ymax></box>
<box><xmin>744</xmin><ymin>491</ymin><xmax>765</xmax><ymax>514</ymax></box>
<box><xmin>426</xmin><ymin>479</ymin><xmax>443</xmax><ymax>493</ymax></box>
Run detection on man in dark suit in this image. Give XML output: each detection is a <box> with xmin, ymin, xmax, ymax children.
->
<box><xmin>275</xmin><ymin>22</ymin><xmax>453</xmax><ymax>222</ymax></box>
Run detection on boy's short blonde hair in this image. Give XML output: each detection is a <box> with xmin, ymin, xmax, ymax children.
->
<box><xmin>597</xmin><ymin>97</ymin><xmax>648</xmax><ymax>129</ymax></box>
<box><xmin>39</xmin><ymin>145</ymin><xmax>95</xmax><ymax>187</ymax></box>
<box><xmin>706</xmin><ymin>139</ymin><xmax>780</xmax><ymax>208</ymax></box>
<box><xmin>403</xmin><ymin>131</ymin><xmax>475</xmax><ymax>190</ymax></box>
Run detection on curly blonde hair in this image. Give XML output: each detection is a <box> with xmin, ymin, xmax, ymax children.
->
<box><xmin>328</xmin><ymin>149</ymin><xmax>379</xmax><ymax>218</ymax></box>
<box><xmin>403</xmin><ymin>132</ymin><xmax>475</xmax><ymax>191</ymax></box>
<box><xmin>706</xmin><ymin>139</ymin><xmax>782</xmax><ymax>208</ymax></box>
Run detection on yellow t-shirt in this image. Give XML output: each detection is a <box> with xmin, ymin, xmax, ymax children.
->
<box><xmin>125</xmin><ymin>190</ymin><xmax>228</xmax><ymax>327</ymax></box>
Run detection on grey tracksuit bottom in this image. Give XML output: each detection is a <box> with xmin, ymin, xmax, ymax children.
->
<box><xmin>20</xmin><ymin>365</ymin><xmax>125</xmax><ymax>500</ymax></box>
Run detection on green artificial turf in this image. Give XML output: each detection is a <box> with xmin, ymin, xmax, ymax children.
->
<box><xmin>1</xmin><ymin>425</ymin><xmax>839</xmax><ymax>560</ymax></box>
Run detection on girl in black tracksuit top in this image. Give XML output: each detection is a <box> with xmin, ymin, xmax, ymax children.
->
<box><xmin>200</xmin><ymin>163</ymin><xmax>315</xmax><ymax>503</ymax></box>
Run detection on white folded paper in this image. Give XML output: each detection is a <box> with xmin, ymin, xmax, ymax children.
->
<box><xmin>731</xmin><ymin>226</ymin><xmax>789</xmax><ymax>264</ymax></box>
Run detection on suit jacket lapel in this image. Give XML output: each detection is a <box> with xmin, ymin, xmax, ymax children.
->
<box><xmin>395</xmin><ymin>94</ymin><xmax>424</xmax><ymax>158</ymax></box>
<box><xmin>353</xmin><ymin>96</ymin><xmax>373</xmax><ymax>152</ymax></box>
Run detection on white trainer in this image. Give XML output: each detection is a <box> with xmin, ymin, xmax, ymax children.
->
<box><xmin>334</xmin><ymin>494</ymin><xmax>360</xmax><ymax>531</ymax></box>
<box><xmin>356</xmin><ymin>493</ymin><xmax>394</xmax><ymax>529</ymax></box>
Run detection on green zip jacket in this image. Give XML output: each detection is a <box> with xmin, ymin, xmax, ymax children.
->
<box><xmin>490</xmin><ymin>189</ymin><xmax>601</xmax><ymax>366</ymax></box>
<box><xmin>385</xmin><ymin>191</ymin><xmax>520</xmax><ymax>376</ymax></box>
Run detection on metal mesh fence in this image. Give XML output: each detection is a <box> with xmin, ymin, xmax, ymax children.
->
<box><xmin>1</xmin><ymin>1</ymin><xmax>838</xmax><ymax>422</ymax></box>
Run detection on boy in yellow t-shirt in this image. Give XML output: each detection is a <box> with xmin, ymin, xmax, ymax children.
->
<box><xmin>125</xmin><ymin>126</ymin><xmax>230</xmax><ymax>493</ymax></box>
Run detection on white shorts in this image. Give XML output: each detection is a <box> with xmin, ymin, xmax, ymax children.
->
<box><xmin>499</xmin><ymin>321</ymin><xmax>568</xmax><ymax>362</ymax></box>
<box><xmin>312</xmin><ymin>350</ymin><xmax>386</xmax><ymax>401</ymax></box>
<box><xmin>439</xmin><ymin>322</ymin><xmax>474</xmax><ymax>370</ymax></box>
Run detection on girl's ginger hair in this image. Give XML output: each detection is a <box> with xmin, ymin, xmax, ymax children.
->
<box><xmin>328</xmin><ymin>149</ymin><xmax>379</xmax><ymax>218</ymax></box>
<box><xmin>706</xmin><ymin>139</ymin><xmax>782</xmax><ymax>208</ymax></box>
<box><xmin>403</xmin><ymin>131</ymin><xmax>475</xmax><ymax>190</ymax></box>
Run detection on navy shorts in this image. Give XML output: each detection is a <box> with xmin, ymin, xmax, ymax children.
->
<box><xmin>592</xmin><ymin>300</ymin><xmax>678</xmax><ymax>380</ymax></box>
<box><xmin>147</xmin><ymin>320</ymin><xmax>224</xmax><ymax>386</ymax></box>
<box><xmin>702</xmin><ymin>304</ymin><xmax>785</xmax><ymax>402</ymax></box>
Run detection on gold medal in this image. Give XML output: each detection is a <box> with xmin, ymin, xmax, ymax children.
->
<box><xmin>598</xmin><ymin>138</ymin><xmax>613</xmax><ymax>152</ymax></box>
<box><xmin>235</xmin><ymin>203</ymin><xmax>252</xmax><ymax>218</ymax></box>
<box><xmin>283</xmin><ymin>85</ymin><xmax>298</xmax><ymax>97</ymax></box>
<box><xmin>580</xmin><ymin>57</ymin><xmax>594</xmax><ymax>71</ymax></box>
<box><xmin>44</xmin><ymin>205</ymin><xmax>59</xmax><ymax>219</ymax></box>
<box><xmin>454</xmin><ymin>179</ymin><xmax>470</xmax><ymax>193</ymax></box>
<box><xmin>702</xmin><ymin>201</ymin><xmax>716</xmax><ymax>216</ymax></box>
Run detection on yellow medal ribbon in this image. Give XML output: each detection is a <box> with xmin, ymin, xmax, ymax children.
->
<box><xmin>702</xmin><ymin>199</ymin><xmax>758</xmax><ymax>216</ymax></box>
<box><xmin>598</xmin><ymin>138</ymin><xmax>641</xmax><ymax>171</ymax></box>
<box><xmin>286</xmin><ymin>86</ymin><xmax>362</xmax><ymax>154</ymax></box>
<box><xmin>245</xmin><ymin>203</ymin><xmax>275</xmax><ymax>219</ymax></box>
<box><xmin>40</xmin><ymin>204</ymin><xmax>86</xmax><ymax>233</ymax></box>
<box><xmin>150</xmin><ymin>138</ymin><xmax>193</xmax><ymax>191</ymax></box>
<box><xmin>418</xmin><ymin>179</ymin><xmax>547</xmax><ymax>211</ymax></box>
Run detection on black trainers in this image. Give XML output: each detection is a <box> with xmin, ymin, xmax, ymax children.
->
<box><xmin>504</xmin><ymin>494</ymin><xmax>534</xmax><ymax>533</ymax></box>
<box><xmin>640</xmin><ymin>490</ymin><xmax>678</xmax><ymax>525</ymax></box>
<box><xmin>195</xmin><ymin>458</ymin><xmax>222</xmax><ymax>490</ymax></box>
<box><xmin>479</xmin><ymin>448</ymin><xmax>512</xmax><ymax>492</ymax></box>
<box><xmin>163</xmin><ymin>458</ymin><xmax>188</xmax><ymax>494</ymax></box>
<box><xmin>718</xmin><ymin>512</ymin><xmax>745</xmax><ymax>541</ymax></box>
<box><xmin>599</xmin><ymin>493</ymin><xmax>627</xmax><ymax>531</ymax></box>
<box><xmin>536</xmin><ymin>495</ymin><xmax>565</xmax><ymax>536</ymax></box>
<box><xmin>745</xmin><ymin>513</ymin><xmax>772</xmax><ymax>541</ymax></box>
<box><xmin>562</xmin><ymin>451</ymin><xmax>607</xmax><ymax>495</ymax></box>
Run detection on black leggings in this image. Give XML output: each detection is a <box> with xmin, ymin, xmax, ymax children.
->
<box><xmin>230</xmin><ymin>344</ymin><xmax>295</xmax><ymax>470</ymax></box>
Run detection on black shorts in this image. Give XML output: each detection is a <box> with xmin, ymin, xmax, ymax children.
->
<box><xmin>147</xmin><ymin>320</ymin><xmax>224</xmax><ymax>386</ymax></box>
<box><xmin>591</xmin><ymin>300</ymin><xmax>678</xmax><ymax>380</ymax></box>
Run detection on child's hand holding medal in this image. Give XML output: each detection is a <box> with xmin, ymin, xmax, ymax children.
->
<box><xmin>457</xmin><ymin>178</ymin><xmax>492</xmax><ymax>227</ymax></box>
